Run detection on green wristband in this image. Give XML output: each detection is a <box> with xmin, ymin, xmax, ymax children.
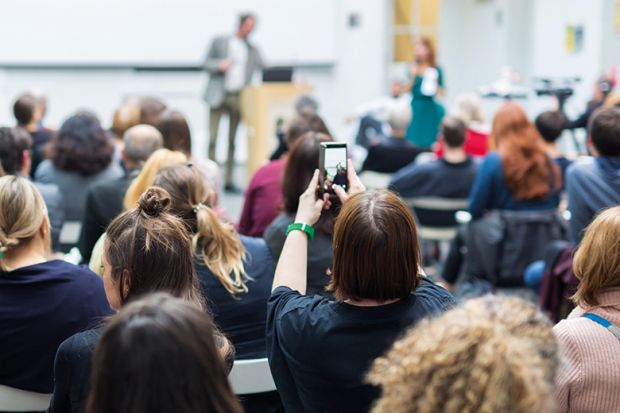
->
<box><xmin>286</xmin><ymin>222</ymin><xmax>315</xmax><ymax>241</ymax></box>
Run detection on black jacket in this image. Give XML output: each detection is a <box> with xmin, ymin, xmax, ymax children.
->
<box><xmin>78</xmin><ymin>169</ymin><xmax>139</xmax><ymax>263</ymax></box>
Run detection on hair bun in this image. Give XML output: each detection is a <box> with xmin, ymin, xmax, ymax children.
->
<box><xmin>138</xmin><ymin>187</ymin><xmax>171</xmax><ymax>217</ymax></box>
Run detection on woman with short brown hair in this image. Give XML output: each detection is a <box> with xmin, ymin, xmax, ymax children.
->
<box><xmin>554</xmin><ymin>205</ymin><xmax>620</xmax><ymax>412</ymax></box>
<box><xmin>266</xmin><ymin>162</ymin><xmax>454</xmax><ymax>413</ymax></box>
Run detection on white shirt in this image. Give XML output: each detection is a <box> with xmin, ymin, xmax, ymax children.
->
<box><xmin>225</xmin><ymin>36</ymin><xmax>249</xmax><ymax>92</ymax></box>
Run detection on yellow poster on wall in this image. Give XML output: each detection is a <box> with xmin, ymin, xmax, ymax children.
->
<box><xmin>615</xmin><ymin>0</ymin><xmax>620</xmax><ymax>33</ymax></box>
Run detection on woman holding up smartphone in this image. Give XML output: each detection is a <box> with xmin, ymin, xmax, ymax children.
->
<box><xmin>266</xmin><ymin>162</ymin><xmax>455</xmax><ymax>413</ymax></box>
<box><xmin>406</xmin><ymin>37</ymin><xmax>446</xmax><ymax>149</ymax></box>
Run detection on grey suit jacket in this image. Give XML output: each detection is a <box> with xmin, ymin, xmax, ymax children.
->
<box><xmin>203</xmin><ymin>35</ymin><xmax>263</xmax><ymax>107</ymax></box>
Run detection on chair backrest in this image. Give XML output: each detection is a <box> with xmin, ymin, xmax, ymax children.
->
<box><xmin>228</xmin><ymin>358</ymin><xmax>276</xmax><ymax>395</ymax></box>
<box><xmin>0</xmin><ymin>385</ymin><xmax>52</xmax><ymax>412</ymax></box>
<box><xmin>358</xmin><ymin>171</ymin><xmax>391</xmax><ymax>190</ymax></box>
<box><xmin>406</xmin><ymin>197</ymin><xmax>469</xmax><ymax>241</ymax></box>
<box><xmin>465</xmin><ymin>209</ymin><xmax>569</xmax><ymax>287</ymax></box>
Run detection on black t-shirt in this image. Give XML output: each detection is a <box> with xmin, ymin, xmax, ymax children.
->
<box><xmin>197</xmin><ymin>235</ymin><xmax>275</xmax><ymax>359</ymax></box>
<box><xmin>266</xmin><ymin>278</ymin><xmax>455</xmax><ymax>412</ymax></box>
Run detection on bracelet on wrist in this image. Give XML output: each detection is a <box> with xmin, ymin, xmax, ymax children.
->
<box><xmin>286</xmin><ymin>222</ymin><xmax>315</xmax><ymax>240</ymax></box>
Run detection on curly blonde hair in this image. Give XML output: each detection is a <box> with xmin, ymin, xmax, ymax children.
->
<box><xmin>367</xmin><ymin>295</ymin><xmax>558</xmax><ymax>413</ymax></box>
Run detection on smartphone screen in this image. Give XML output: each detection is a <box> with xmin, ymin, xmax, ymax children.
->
<box><xmin>319</xmin><ymin>142</ymin><xmax>348</xmax><ymax>193</ymax></box>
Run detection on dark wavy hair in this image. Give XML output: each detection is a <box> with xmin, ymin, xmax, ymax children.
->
<box><xmin>48</xmin><ymin>111</ymin><xmax>114</xmax><ymax>176</ymax></box>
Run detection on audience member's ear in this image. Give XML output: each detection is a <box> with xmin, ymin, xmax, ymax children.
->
<box><xmin>22</xmin><ymin>150</ymin><xmax>32</xmax><ymax>176</ymax></box>
<box><xmin>587</xmin><ymin>136</ymin><xmax>598</xmax><ymax>156</ymax></box>
<box><xmin>121</xmin><ymin>269</ymin><xmax>131</xmax><ymax>298</ymax></box>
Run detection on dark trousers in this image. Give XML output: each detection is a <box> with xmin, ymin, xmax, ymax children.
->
<box><xmin>209</xmin><ymin>93</ymin><xmax>241</xmax><ymax>186</ymax></box>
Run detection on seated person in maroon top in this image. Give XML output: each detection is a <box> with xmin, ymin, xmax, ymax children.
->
<box><xmin>435</xmin><ymin>93</ymin><xmax>491</xmax><ymax>158</ymax></box>
<box><xmin>362</xmin><ymin>100</ymin><xmax>422</xmax><ymax>173</ymax></box>
<box><xmin>237</xmin><ymin>114</ymin><xmax>330</xmax><ymax>237</ymax></box>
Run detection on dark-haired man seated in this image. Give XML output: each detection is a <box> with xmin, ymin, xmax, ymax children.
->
<box><xmin>535</xmin><ymin>110</ymin><xmax>572</xmax><ymax>178</ymax></box>
<box><xmin>13</xmin><ymin>93</ymin><xmax>53</xmax><ymax>178</ymax></box>
<box><xmin>0</xmin><ymin>127</ymin><xmax>64</xmax><ymax>250</ymax></box>
<box><xmin>389</xmin><ymin>116</ymin><xmax>479</xmax><ymax>199</ymax></box>
<box><xmin>567</xmin><ymin>107</ymin><xmax>620</xmax><ymax>243</ymax></box>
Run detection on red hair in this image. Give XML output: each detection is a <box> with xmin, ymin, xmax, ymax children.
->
<box><xmin>492</xmin><ymin>102</ymin><xmax>561</xmax><ymax>201</ymax></box>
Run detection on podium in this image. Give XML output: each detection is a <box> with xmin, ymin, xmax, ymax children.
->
<box><xmin>241</xmin><ymin>83</ymin><xmax>313</xmax><ymax>180</ymax></box>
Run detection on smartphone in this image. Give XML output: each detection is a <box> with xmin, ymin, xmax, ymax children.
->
<box><xmin>319</xmin><ymin>142</ymin><xmax>348</xmax><ymax>194</ymax></box>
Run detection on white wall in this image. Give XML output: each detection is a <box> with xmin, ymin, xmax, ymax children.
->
<box><xmin>0</xmin><ymin>0</ymin><xmax>389</xmax><ymax>175</ymax></box>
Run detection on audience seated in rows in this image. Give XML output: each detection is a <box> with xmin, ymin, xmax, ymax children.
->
<box><xmin>434</xmin><ymin>92</ymin><xmax>491</xmax><ymax>158</ymax></box>
<box><xmin>390</xmin><ymin>116</ymin><xmax>479</xmax><ymax>199</ymax></box>
<box><xmin>238</xmin><ymin>114</ymin><xmax>330</xmax><ymax>237</ymax></box>
<box><xmin>78</xmin><ymin>125</ymin><xmax>163</xmax><ymax>262</ymax></box>
<box><xmin>566</xmin><ymin>107</ymin><xmax>620</xmax><ymax>242</ymax></box>
<box><xmin>86</xmin><ymin>293</ymin><xmax>243</xmax><ymax>413</ymax></box>
<box><xmin>13</xmin><ymin>93</ymin><xmax>53</xmax><ymax>178</ymax></box>
<box><xmin>361</xmin><ymin>100</ymin><xmax>422</xmax><ymax>173</ymax></box>
<box><xmin>266</xmin><ymin>167</ymin><xmax>454</xmax><ymax>412</ymax></box>
<box><xmin>48</xmin><ymin>188</ymin><xmax>232</xmax><ymax>413</ymax></box>
<box><xmin>154</xmin><ymin>164</ymin><xmax>281</xmax><ymax>412</ymax></box>
<box><xmin>441</xmin><ymin>102</ymin><xmax>563</xmax><ymax>290</ymax></box>
<box><xmin>554</xmin><ymin>206</ymin><xmax>620</xmax><ymax>412</ymax></box>
<box><xmin>536</xmin><ymin>110</ymin><xmax>572</xmax><ymax>177</ymax></box>
<box><xmin>0</xmin><ymin>176</ymin><xmax>111</xmax><ymax>395</ymax></box>
<box><xmin>264</xmin><ymin>132</ymin><xmax>337</xmax><ymax>297</ymax></box>
<box><xmin>0</xmin><ymin>127</ymin><xmax>64</xmax><ymax>251</ymax></box>
<box><xmin>369</xmin><ymin>295</ymin><xmax>558</xmax><ymax>413</ymax></box>
<box><xmin>35</xmin><ymin>112</ymin><xmax>124</xmax><ymax>222</ymax></box>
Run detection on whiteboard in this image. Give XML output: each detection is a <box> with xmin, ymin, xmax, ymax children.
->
<box><xmin>0</xmin><ymin>0</ymin><xmax>338</xmax><ymax>66</ymax></box>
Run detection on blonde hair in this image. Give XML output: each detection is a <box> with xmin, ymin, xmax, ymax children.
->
<box><xmin>123</xmin><ymin>148</ymin><xmax>187</xmax><ymax>210</ymax></box>
<box><xmin>154</xmin><ymin>165</ymin><xmax>248</xmax><ymax>296</ymax></box>
<box><xmin>572</xmin><ymin>205</ymin><xmax>620</xmax><ymax>307</ymax></box>
<box><xmin>452</xmin><ymin>93</ymin><xmax>485</xmax><ymax>125</ymax></box>
<box><xmin>0</xmin><ymin>176</ymin><xmax>50</xmax><ymax>269</ymax></box>
<box><xmin>367</xmin><ymin>295</ymin><xmax>558</xmax><ymax>413</ymax></box>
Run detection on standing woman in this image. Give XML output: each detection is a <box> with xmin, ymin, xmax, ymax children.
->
<box><xmin>406</xmin><ymin>37</ymin><xmax>446</xmax><ymax>149</ymax></box>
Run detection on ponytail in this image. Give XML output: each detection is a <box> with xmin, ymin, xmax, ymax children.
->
<box><xmin>195</xmin><ymin>204</ymin><xmax>248</xmax><ymax>295</ymax></box>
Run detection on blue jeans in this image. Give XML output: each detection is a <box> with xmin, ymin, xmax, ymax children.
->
<box><xmin>524</xmin><ymin>260</ymin><xmax>545</xmax><ymax>293</ymax></box>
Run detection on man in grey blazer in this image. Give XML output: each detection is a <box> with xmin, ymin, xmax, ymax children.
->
<box><xmin>204</xmin><ymin>13</ymin><xmax>263</xmax><ymax>192</ymax></box>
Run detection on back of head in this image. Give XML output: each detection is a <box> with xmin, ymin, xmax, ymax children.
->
<box><xmin>111</xmin><ymin>102</ymin><xmax>141</xmax><ymax>140</ymax></box>
<box><xmin>368</xmin><ymin>295</ymin><xmax>558</xmax><ymax>413</ymax></box>
<box><xmin>386</xmin><ymin>100</ymin><xmax>412</xmax><ymax>133</ymax></box>
<box><xmin>284</xmin><ymin>114</ymin><xmax>330</xmax><ymax>150</ymax></box>
<box><xmin>589</xmin><ymin>107</ymin><xmax>620</xmax><ymax>157</ymax></box>
<box><xmin>282</xmin><ymin>132</ymin><xmax>332</xmax><ymax>214</ymax></box>
<box><xmin>154</xmin><ymin>164</ymin><xmax>247</xmax><ymax>295</ymax></box>
<box><xmin>106</xmin><ymin>187</ymin><xmax>200</xmax><ymax>306</ymax></box>
<box><xmin>452</xmin><ymin>93</ymin><xmax>485</xmax><ymax>125</ymax></box>
<box><xmin>87</xmin><ymin>293</ymin><xmax>242</xmax><ymax>413</ymax></box>
<box><xmin>156</xmin><ymin>110</ymin><xmax>192</xmax><ymax>155</ymax></box>
<box><xmin>0</xmin><ymin>176</ymin><xmax>49</xmax><ymax>269</ymax></box>
<box><xmin>572</xmin><ymin>205</ymin><xmax>620</xmax><ymax>307</ymax></box>
<box><xmin>123</xmin><ymin>125</ymin><xmax>163</xmax><ymax>166</ymax></box>
<box><xmin>328</xmin><ymin>190</ymin><xmax>420</xmax><ymax>301</ymax></box>
<box><xmin>295</xmin><ymin>95</ymin><xmax>319</xmax><ymax>117</ymax></box>
<box><xmin>139</xmin><ymin>97</ymin><xmax>167</xmax><ymax>126</ymax></box>
<box><xmin>492</xmin><ymin>102</ymin><xmax>561</xmax><ymax>200</ymax></box>
<box><xmin>123</xmin><ymin>148</ymin><xmax>187</xmax><ymax>210</ymax></box>
<box><xmin>49</xmin><ymin>111</ymin><xmax>114</xmax><ymax>176</ymax></box>
<box><xmin>535</xmin><ymin>110</ymin><xmax>567</xmax><ymax>143</ymax></box>
<box><xmin>441</xmin><ymin>116</ymin><xmax>467</xmax><ymax>148</ymax></box>
<box><xmin>0</xmin><ymin>127</ymin><xmax>32</xmax><ymax>175</ymax></box>
<box><xmin>13</xmin><ymin>94</ymin><xmax>38</xmax><ymax>126</ymax></box>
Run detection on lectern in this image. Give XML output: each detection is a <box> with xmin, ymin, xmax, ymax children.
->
<box><xmin>241</xmin><ymin>83</ymin><xmax>313</xmax><ymax>179</ymax></box>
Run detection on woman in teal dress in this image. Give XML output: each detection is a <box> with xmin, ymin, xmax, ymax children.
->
<box><xmin>406</xmin><ymin>37</ymin><xmax>445</xmax><ymax>149</ymax></box>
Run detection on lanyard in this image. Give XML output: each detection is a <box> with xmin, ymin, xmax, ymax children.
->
<box><xmin>582</xmin><ymin>313</ymin><xmax>620</xmax><ymax>342</ymax></box>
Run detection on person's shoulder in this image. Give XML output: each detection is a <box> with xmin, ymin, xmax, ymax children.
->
<box><xmin>269</xmin><ymin>286</ymin><xmax>330</xmax><ymax>318</ymax></box>
<box><xmin>253</xmin><ymin>159</ymin><xmax>284</xmax><ymax>180</ymax></box>
<box><xmin>58</xmin><ymin>327</ymin><xmax>102</xmax><ymax>360</ymax></box>
<box><xmin>34</xmin><ymin>159</ymin><xmax>54</xmax><ymax>179</ymax></box>
<box><xmin>413</xmin><ymin>277</ymin><xmax>456</xmax><ymax>309</ymax></box>
<box><xmin>567</xmin><ymin>156</ymin><xmax>596</xmax><ymax>176</ymax></box>
<box><xmin>240</xmin><ymin>234</ymin><xmax>271</xmax><ymax>255</ymax></box>
<box><xmin>47</xmin><ymin>260</ymin><xmax>102</xmax><ymax>284</ymax></box>
<box><xmin>34</xmin><ymin>181</ymin><xmax>61</xmax><ymax>199</ymax></box>
<box><xmin>266</xmin><ymin>213</ymin><xmax>293</xmax><ymax>232</ymax></box>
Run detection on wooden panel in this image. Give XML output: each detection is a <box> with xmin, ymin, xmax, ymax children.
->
<box><xmin>394</xmin><ymin>33</ymin><xmax>414</xmax><ymax>62</ymax></box>
<box><xmin>394</xmin><ymin>0</ymin><xmax>413</xmax><ymax>25</ymax></box>
<box><xmin>419</xmin><ymin>0</ymin><xmax>440</xmax><ymax>26</ymax></box>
